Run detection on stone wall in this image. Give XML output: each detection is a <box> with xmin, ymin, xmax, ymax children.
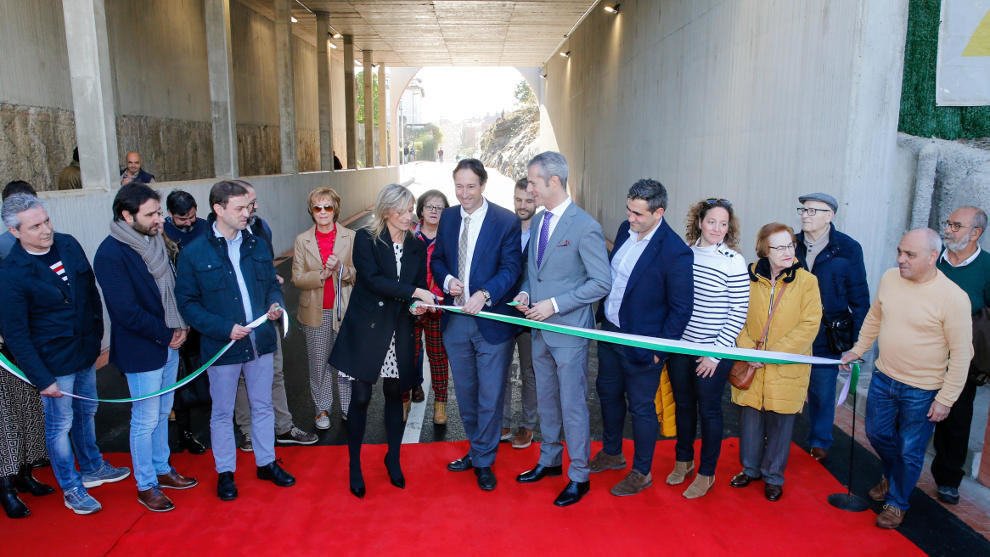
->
<box><xmin>237</xmin><ymin>124</ymin><xmax>280</xmax><ymax>177</ymax></box>
<box><xmin>0</xmin><ymin>103</ymin><xmax>76</xmax><ymax>190</ymax></box>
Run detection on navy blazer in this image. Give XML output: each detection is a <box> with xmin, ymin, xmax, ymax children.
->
<box><xmin>598</xmin><ymin>219</ymin><xmax>694</xmax><ymax>366</ymax></box>
<box><xmin>329</xmin><ymin>228</ymin><xmax>428</xmax><ymax>391</ymax></box>
<box><xmin>175</xmin><ymin>227</ymin><xmax>284</xmax><ymax>366</ymax></box>
<box><xmin>0</xmin><ymin>233</ymin><xmax>104</xmax><ymax>388</ymax></box>
<box><xmin>430</xmin><ymin>200</ymin><xmax>523</xmax><ymax>345</ymax></box>
<box><xmin>93</xmin><ymin>236</ymin><xmax>174</xmax><ymax>374</ymax></box>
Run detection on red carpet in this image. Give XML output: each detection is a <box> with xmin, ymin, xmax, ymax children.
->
<box><xmin>6</xmin><ymin>439</ymin><xmax>921</xmax><ymax>556</ymax></box>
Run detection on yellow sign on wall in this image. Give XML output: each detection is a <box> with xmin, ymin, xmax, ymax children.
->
<box><xmin>937</xmin><ymin>1</ymin><xmax>990</xmax><ymax>105</ymax></box>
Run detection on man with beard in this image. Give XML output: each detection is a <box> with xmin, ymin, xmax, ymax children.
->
<box><xmin>94</xmin><ymin>184</ymin><xmax>199</xmax><ymax>512</ymax></box>
<box><xmin>164</xmin><ymin>190</ymin><xmax>208</xmax><ymax>250</ymax></box>
<box><xmin>120</xmin><ymin>152</ymin><xmax>155</xmax><ymax>186</ymax></box>
<box><xmin>502</xmin><ymin>178</ymin><xmax>540</xmax><ymax>449</ymax></box>
<box><xmin>931</xmin><ymin>206</ymin><xmax>990</xmax><ymax>504</ymax></box>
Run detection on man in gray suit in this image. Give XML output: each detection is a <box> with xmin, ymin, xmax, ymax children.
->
<box><xmin>512</xmin><ymin>151</ymin><xmax>612</xmax><ymax>506</ymax></box>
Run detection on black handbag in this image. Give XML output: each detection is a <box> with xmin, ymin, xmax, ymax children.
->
<box><xmin>824</xmin><ymin>311</ymin><xmax>855</xmax><ymax>354</ymax></box>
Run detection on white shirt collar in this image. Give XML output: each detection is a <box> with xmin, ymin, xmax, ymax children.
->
<box><xmin>628</xmin><ymin>217</ymin><xmax>662</xmax><ymax>244</ymax></box>
<box><xmin>940</xmin><ymin>247</ymin><xmax>981</xmax><ymax>268</ymax></box>
<box><xmin>460</xmin><ymin>198</ymin><xmax>489</xmax><ymax>221</ymax></box>
<box><xmin>212</xmin><ymin>222</ymin><xmax>242</xmax><ymax>242</ymax></box>
<box><xmin>546</xmin><ymin>196</ymin><xmax>572</xmax><ymax>219</ymax></box>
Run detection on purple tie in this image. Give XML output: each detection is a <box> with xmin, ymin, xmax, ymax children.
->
<box><xmin>537</xmin><ymin>212</ymin><xmax>553</xmax><ymax>267</ymax></box>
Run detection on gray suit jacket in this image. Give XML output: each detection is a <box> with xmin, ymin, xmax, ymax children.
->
<box><xmin>520</xmin><ymin>201</ymin><xmax>612</xmax><ymax>347</ymax></box>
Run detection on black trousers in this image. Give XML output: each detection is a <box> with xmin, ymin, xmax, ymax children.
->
<box><xmin>347</xmin><ymin>377</ymin><xmax>403</xmax><ymax>472</ymax></box>
<box><xmin>931</xmin><ymin>373</ymin><xmax>979</xmax><ymax>488</ymax></box>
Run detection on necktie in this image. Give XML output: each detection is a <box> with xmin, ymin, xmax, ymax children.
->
<box><xmin>537</xmin><ymin>212</ymin><xmax>553</xmax><ymax>267</ymax></box>
<box><xmin>456</xmin><ymin>215</ymin><xmax>471</xmax><ymax>305</ymax></box>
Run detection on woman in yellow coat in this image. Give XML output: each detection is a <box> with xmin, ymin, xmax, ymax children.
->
<box><xmin>729</xmin><ymin>223</ymin><xmax>822</xmax><ymax>502</ymax></box>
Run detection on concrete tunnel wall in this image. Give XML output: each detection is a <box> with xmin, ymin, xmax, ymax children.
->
<box><xmin>541</xmin><ymin>0</ymin><xmax>912</xmax><ymax>290</ymax></box>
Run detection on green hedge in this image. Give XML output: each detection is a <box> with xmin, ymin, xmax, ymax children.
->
<box><xmin>898</xmin><ymin>0</ymin><xmax>990</xmax><ymax>139</ymax></box>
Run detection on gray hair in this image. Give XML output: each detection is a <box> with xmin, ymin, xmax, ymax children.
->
<box><xmin>961</xmin><ymin>206</ymin><xmax>988</xmax><ymax>239</ymax></box>
<box><xmin>366</xmin><ymin>184</ymin><xmax>415</xmax><ymax>240</ymax></box>
<box><xmin>914</xmin><ymin>227</ymin><xmax>942</xmax><ymax>253</ymax></box>
<box><xmin>1</xmin><ymin>193</ymin><xmax>45</xmax><ymax>230</ymax></box>
<box><xmin>528</xmin><ymin>151</ymin><xmax>569</xmax><ymax>188</ymax></box>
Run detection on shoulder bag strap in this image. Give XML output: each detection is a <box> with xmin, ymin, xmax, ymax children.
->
<box><xmin>757</xmin><ymin>281</ymin><xmax>788</xmax><ymax>348</ymax></box>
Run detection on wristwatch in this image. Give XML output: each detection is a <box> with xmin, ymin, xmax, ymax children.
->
<box><xmin>479</xmin><ymin>289</ymin><xmax>492</xmax><ymax>303</ymax></box>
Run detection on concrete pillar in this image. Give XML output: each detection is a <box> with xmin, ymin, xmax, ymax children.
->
<box><xmin>61</xmin><ymin>0</ymin><xmax>119</xmax><ymax>189</ymax></box>
<box><xmin>377</xmin><ymin>63</ymin><xmax>388</xmax><ymax>166</ymax></box>
<box><xmin>362</xmin><ymin>50</ymin><xmax>374</xmax><ymax>167</ymax></box>
<box><xmin>273</xmin><ymin>0</ymin><xmax>297</xmax><ymax>173</ymax></box>
<box><xmin>315</xmin><ymin>11</ymin><xmax>334</xmax><ymax>171</ymax></box>
<box><xmin>204</xmin><ymin>0</ymin><xmax>239</xmax><ymax>178</ymax></box>
<box><xmin>344</xmin><ymin>35</ymin><xmax>356</xmax><ymax>170</ymax></box>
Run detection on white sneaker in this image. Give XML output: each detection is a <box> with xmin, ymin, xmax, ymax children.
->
<box><xmin>315</xmin><ymin>411</ymin><xmax>331</xmax><ymax>430</ymax></box>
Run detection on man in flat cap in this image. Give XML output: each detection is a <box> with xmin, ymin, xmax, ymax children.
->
<box><xmin>795</xmin><ymin>193</ymin><xmax>871</xmax><ymax>462</ymax></box>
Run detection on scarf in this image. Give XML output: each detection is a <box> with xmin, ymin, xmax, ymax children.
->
<box><xmin>109</xmin><ymin>220</ymin><xmax>185</xmax><ymax>330</ymax></box>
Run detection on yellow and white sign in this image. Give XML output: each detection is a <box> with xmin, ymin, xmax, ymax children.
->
<box><xmin>937</xmin><ymin>0</ymin><xmax>990</xmax><ymax>106</ymax></box>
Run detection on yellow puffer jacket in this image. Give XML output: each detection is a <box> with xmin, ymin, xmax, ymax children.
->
<box><xmin>731</xmin><ymin>259</ymin><xmax>822</xmax><ymax>415</ymax></box>
<box><xmin>653</xmin><ymin>365</ymin><xmax>676</xmax><ymax>437</ymax></box>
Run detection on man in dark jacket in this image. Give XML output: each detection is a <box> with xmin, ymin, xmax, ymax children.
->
<box><xmin>94</xmin><ymin>184</ymin><xmax>199</xmax><ymax>512</ymax></box>
<box><xmin>175</xmin><ymin>181</ymin><xmax>295</xmax><ymax>501</ymax></box>
<box><xmin>0</xmin><ymin>194</ymin><xmax>129</xmax><ymax>515</ymax></box>
<box><xmin>796</xmin><ymin>193</ymin><xmax>870</xmax><ymax>461</ymax></box>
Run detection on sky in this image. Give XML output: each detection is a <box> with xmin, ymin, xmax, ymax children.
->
<box><xmin>409</xmin><ymin>67</ymin><xmax>526</xmax><ymax>122</ymax></box>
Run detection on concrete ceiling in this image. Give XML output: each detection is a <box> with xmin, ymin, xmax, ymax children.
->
<box><xmin>239</xmin><ymin>0</ymin><xmax>596</xmax><ymax>66</ymax></box>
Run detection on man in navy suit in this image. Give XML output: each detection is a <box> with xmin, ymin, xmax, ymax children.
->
<box><xmin>592</xmin><ymin>179</ymin><xmax>694</xmax><ymax>496</ymax></box>
<box><xmin>431</xmin><ymin>158</ymin><xmax>523</xmax><ymax>491</ymax></box>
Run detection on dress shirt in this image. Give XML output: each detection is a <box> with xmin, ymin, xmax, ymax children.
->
<box><xmin>444</xmin><ymin>198</ymin><xmax>489</xmax><ymax>295</ymax></box>
<box><xmin>604</xmin><ymin>218</ymin><xmax>661</xmax><ymax>327</ymax></box>
<box><xmin>214</xmin><ymin>223</ymin><xmax>254</xmax><ymax>323</ymax></box>
<box><xmin>520</xmin><ymin>223</ymin><xmax>532</xmax><ymax>252</ymax></box>
<box><xmin>940</xmin><ymin>247</ymin><xmax>981</xmax><ymax>268</ymax></box>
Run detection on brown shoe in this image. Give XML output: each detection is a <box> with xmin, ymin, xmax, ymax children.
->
<box><xmin>868</xmin><ymin>477</ymin><xmax>889</xmax><ymax>502</ymax></box>
<box><xmin>665</xmin><ymin>460</ymin><xmax>695</xmax><ymax>485</ymax></box>
<box><xmin>411</xmin><ymin>385</ymin><xmax>425</xmax><ymax>403</ymax></box>
<box><xmin>500</xmin><ymin>427</ymin><xmax>513</xmax><ymax>442</ymax></box>
<box><xmin>403</xmin><ymin>400</ymin><xmax>411</xmax><ymax>422</ymax></box>
<box><xmin>511</xmin><ymin>428</ymin><xmax>533</xmax><ymax>449</ymax></box>
<box><xmin>589</xmin><ymin>450</ymin><xmax>627</xmax><ymax>473</ymax></box>
<box><xmin>810</xmin><ymin>447</ymin><xmax>827</xmax><ymax>461</ymax></box>
<box><xmin>433</xmin><ymin>402</ymin><xmax>447</xmax><ymax>425</ymax></box>
<box><xmin>682</xmin><ymin>474</ymin><xmax>715</xmax><ymax>499</ymax></box>
<box><xmin>610</xmin><ymin>470</ymin><xmax>653</xmax><ymax>496</ymax></box>
<box><xmin>137</xmin><ymin>487</ymin><xmax>174</xmax><ymax>512</ymax></box>
<box><xmin>158</xmin><ymin>471</ymin><xmax>198</xmax><ymax>490</ymax></box>
<box><xmin>876</xmin><ymin>504</ymin><xmax>904</xmax><ymax>529</ymax></box>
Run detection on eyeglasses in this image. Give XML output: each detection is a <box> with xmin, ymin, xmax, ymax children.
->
<box><xmin>312</xmin><ymin>205</ymin><xmax>334</xmax><ymax>213</ymax></box>
<box><xmin>424</xmin><ymin>205</ymin><xmax>445</xmax><ymax>212</ymax></box>
<box><xmin>797</xmin><ymin>207</ymin><xmax>832</xmax><ymax>216</ymax></box>
<box><xmin>768</xmin><ymin>243</ymin><xmax>796</xmax><ymax>252</ymax></box>
<box><xmin>705</xmin><ymin>198</ymin><xmax>731</xmax><ymax>207</ymax></box>
<box><xmin>943</xmin><ymin>220</ymin><xmax>971</xmax><ymax>233</ymax></box>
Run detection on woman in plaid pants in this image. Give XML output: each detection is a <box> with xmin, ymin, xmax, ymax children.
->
<box><xmin>404</xmin><ymin>190</ymin><xmax>451</xmax><ymax>424</ymax></box>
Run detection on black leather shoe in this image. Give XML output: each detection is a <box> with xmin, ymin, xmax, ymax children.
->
<box><xmin>447</xmin><ymin>454</ymin><xmax>473</xmax><ymax>472</ymax></box>
<box><xmin>553</xmin><ymin>480</ymin><xmax>591</xmax><ymax>507</ymax></box>
<box><xmin>217</xmin><ymin>471</ymin><xmax>238</xmax><ymax>501</ymax></box>
<box><xmin>729</xmin><ymin>472</ymin><xmax>759</xmax><ymax>488</ymax></box>
<box><xmin>475</xmin><ymin>467</ymin><xmax>496</xmax><ymax>491</ymax></box>
<box><xmin>180</xmin><ymin>430</ymin><xmax>207</xmax><ymax>455</ymax></box>
<box><xmin>257</xmin><ymin>459</ymin><xmax>296</xmax><ymax>487</ymax></box>
<box><xmin>14</xmin><ymin>465</ymin><xmax>55</xmax><ymax>496</ymax></box>
<box><xmin>349</xmin><ymin>463</ymin><xmax>365</xmax><ymax>498</ymax></box>
<box><xmin>385</xmin><ymin>454</ymin><xmax>405</xmax><ymax>489</ymax></box>
<box><xmin>1</xmin><ymin>476</ymin><xmax>29</xmax><ymax>518</ymax></box>
<box><xmin>764</xmin><ymin>483</ymin><xmax>783</xmax><ymax>502</ymax></box>
<box><xmin>516</xmin><ymin>464</ymin><xmax>563</xmax><ymax>483</ymax></box>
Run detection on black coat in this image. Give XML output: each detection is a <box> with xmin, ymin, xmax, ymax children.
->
<box><xmin>329</xmin><ymin>228</ymin><xmax>427</xmax><ymax>390</ymax></box>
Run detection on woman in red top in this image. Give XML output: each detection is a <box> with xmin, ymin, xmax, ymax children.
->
<box><xmin>291</xmin><ymin>187</ymin><xmax>356</xmax><ymax>431</ymax></box>
<box><xmin>404</xmin><ymin>189</ymin><xmax>451</xmax><ymax>424</ymax></box>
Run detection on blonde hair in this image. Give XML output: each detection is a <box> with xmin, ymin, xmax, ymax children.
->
<box><xmin>307</xmin><ymin>186</ymin><xmax>341</xmax><ymax>223</ymax></box>
<box><xmin>365</xmin><ymin>184</ymin><xmax>415</xmax><ymax>241</ymax></box>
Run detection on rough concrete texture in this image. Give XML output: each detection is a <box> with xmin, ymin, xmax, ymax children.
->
<box><xmin>116</xmin><ymin>115</ymin><xmax>214</xmax><ymax>182</ymax></box>
<box><xmin>236</xmin><ymin>123</ymin><xmax>281</xmax><ymax>177</ymax></box>
<box><xmin>297</xmin><ymin>129</ymin><xmax>319</xmax><ymax>172</ymax></box>
<box><xmin>0</xmin><ymin>103</ymin><xmax>77</xmax><ymax>190</ymax></box>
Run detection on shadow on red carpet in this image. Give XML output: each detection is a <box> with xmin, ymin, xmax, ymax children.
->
<box><xmin>7</xmin><ymin>439</ymin><xmax>922</xmax><ymax>556</ymax></box>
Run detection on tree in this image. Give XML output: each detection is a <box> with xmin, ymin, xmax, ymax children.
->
<box><xmin>356</xmin><ymin>71</ymin><xmax>382</xmax><ymax>126</ymax></box>
<box><xmin>514</xmin><ymin>80</ymin><xmax>536</xmax><ymax>107</ymax></box>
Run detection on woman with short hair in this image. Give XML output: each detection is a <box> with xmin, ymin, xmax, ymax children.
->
<box><xmin>329</xmin><ymin>184</ymin><xmax>434</xmax><ymax>498</ymax></box>
<box><xmin>729</xmin><ymin>223</ymin><xmax>822</xmax><ymax>502</ymax></box>
<box><xmin>291</xmin><ymin>186</ymin><xmax>355</xmax><ymax>431</ymax></box>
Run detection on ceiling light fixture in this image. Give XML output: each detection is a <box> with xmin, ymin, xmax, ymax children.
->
<box><xmin>604</xmin><ymin>3</ymin><xmax>620</xmax><ymax>14</ymax></box>
<box><xmin>333</xmin><ymin>32</ymin><xmax>343</xmax><ymax>39</ymax></box>
<box><xmin>559</xmin><ymin>50</ymin><xmax>570</xmax><ymax>58</ymax></box>
<box><xmin>290</xmin><ymin>16</ymin><xmax>298</xmax><ymax>23</ymax></box>
<box><xmin>329</xmin><ymin>42</ymin><xmax>337</xmax><ymax>49</ymax></box>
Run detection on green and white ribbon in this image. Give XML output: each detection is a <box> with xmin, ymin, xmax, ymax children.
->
<box><xmin>416</xmin><ymin>303</ymin><xmax>861</xmax><ymax>404</ymax></box>
<box><xmin>0</xmin><ymin>309</ymin><xmax>288</xmax><ymax>404</ymax></box>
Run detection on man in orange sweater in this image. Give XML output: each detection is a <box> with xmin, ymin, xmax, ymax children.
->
<box><xmin>841</xmin><ymin>228</ymin><xmax>972</xmax><ymax>529</ymax></box>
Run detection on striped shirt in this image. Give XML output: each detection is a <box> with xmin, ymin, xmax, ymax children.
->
<box><xmin>681</xmin><ymin>242</ymin><xmax>749</xmax><ymax>360</ymax></box>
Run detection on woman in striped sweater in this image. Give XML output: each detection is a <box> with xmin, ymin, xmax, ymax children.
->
<box><xmin>665</xmin><ymin>198</ymin><xmax>749</xmax><ymax>499</ymax></box>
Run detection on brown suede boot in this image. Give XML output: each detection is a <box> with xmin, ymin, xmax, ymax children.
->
<box><xmin>433</xmin><ymin>402</ymin><xmax>447</xmax><ymax>425</ymax></box>
<box><xmin>682</xmin><ymin>474</ymin><xmax>715</xmax><ymax>499</ymax></box>
<box><xmin>665</xmin><ymin>460</ymin><xmax>695</xmax><ymax>485</ymax></box>
<box><xmin>610</xmin><ymin>470</ymin><xmax>653</xmax><ymax>496</ymax></box>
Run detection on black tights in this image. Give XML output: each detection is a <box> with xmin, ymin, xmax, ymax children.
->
<box><xmin>347</xmin><ymin>378</ymin><xmax>403</xmax><ymax>480</ymax></box>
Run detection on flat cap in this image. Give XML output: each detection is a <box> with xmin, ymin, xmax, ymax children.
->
<box><xmin>798</xmin><ymin>192</ymin><xmax>838</xmax><ymax>213</ymax></box>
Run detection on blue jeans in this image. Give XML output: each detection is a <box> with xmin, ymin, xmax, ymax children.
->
<box><xmin>667</xmin><ymin>353</ymin><xmax>732</xmax><ymax>476</ymax></box>
<box><xmin>805</xmin><ymin>364</ymin><xmax>839</xmax><ymax>450</ymax></box>
<box><xmin>865</xmin><ymin>371</ymin><xmax>937</xmax><ymax>511</ymax></box>
<box><xmin>126</xmin><ymin>348</ymin><xmax>179</xmax><ymax>490</ymax></box>
<box><xmin>42</xmin><ymin>366</ymin><xmax>106</xmax><ymax>491</ymax></box>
